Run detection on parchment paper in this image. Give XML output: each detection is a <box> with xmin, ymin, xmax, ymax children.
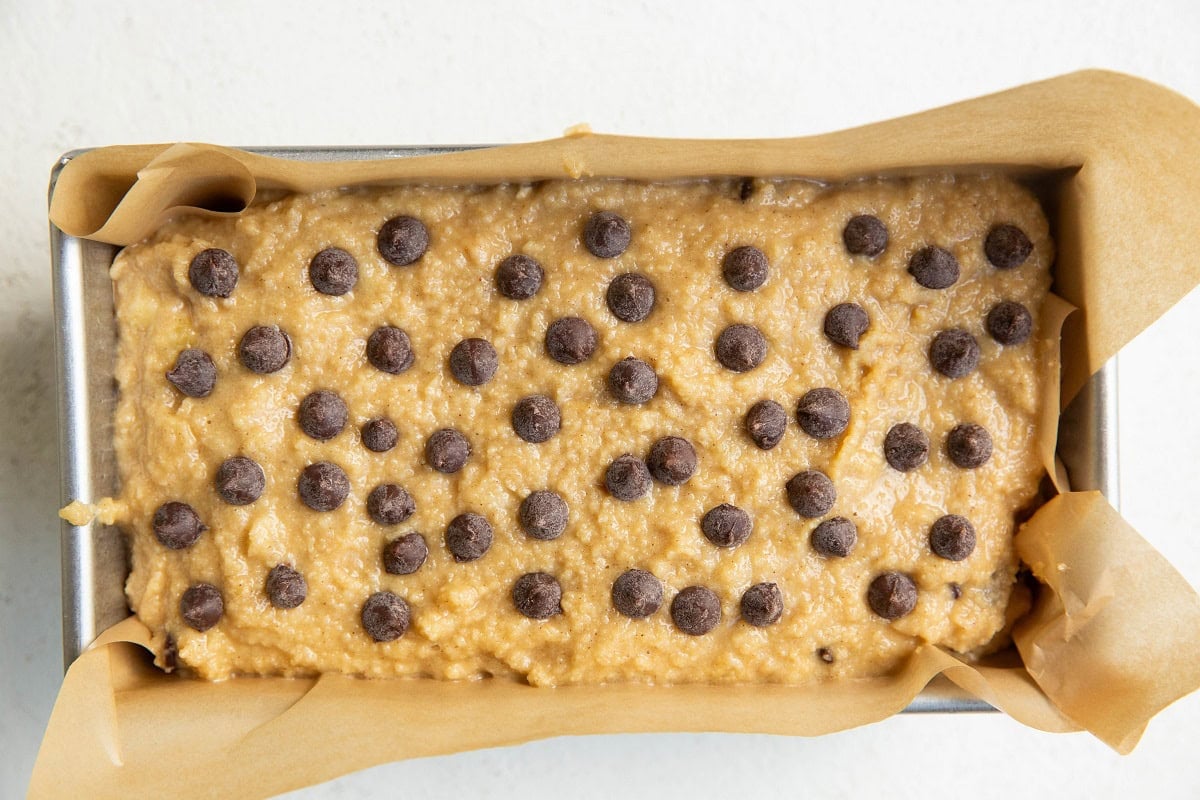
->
<box><xmin>32</xmin><ymin>70</ymin><xmax>1200</xmax><ymax>798</ymax></box>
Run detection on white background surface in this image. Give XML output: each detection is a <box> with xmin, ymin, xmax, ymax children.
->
<box><xmin>2</xmin><ymin>1</ymin><xmax>1199</xmax><ymax>797</ymax></box>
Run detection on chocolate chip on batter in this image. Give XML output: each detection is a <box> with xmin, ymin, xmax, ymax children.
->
<box><xmin>361</xmin><ymin>591</ymin><xmax>410</xmax><ymax>641</ymax></box>
<box><xmin>817</xmin><ymin>647</ymin><xmax>835</xmax><ymax>664</ymax></box>
<box><xmin>929</xmin><ymin>514</ymin><xmax>977</xmax><ymax>561</ymax></box>
<box><xmin>606</xmin><ymin>273</ymin><xmax>656</xmax><ymax>322</ymax></box>
<box><xmin>449</xmin><ymin>338</ymin><xmax>498</xmax><ymax>386</ymax></box>
<box><xmin>605</xmin><ymin>454</ymin><xmax>651</xmax><ymax>501</ymax></box>
<box><xmin>153</xmin><ymin>501</ymin><xmax>206</xmax><ymax>550</ymax></box>
<box><xmin>166</xmin><ymin>348</ymin><xmax>217</xmax><ymax>398</ymax></box>
<box><xmin>985</xmin><ymin>223</ymin><xmax>1033</xmax><ymax>269</ymax></box>
<box><xmin>810</xmin><ymin>516</ymin><xmax>857</xmax><ymax>558</ymax></box>
<box><xmin>868</xmin><ymin>572</ymin><xmax>918</xmax><ymax>620</ymax></box>
<box><xmin>701</xmin><ymin>503</ymin><xmax>752</xmax><ymax>548</ymax></box>
<box><xmin>367</xmin><ymin>484</ymin><xmax>416</xmax><ymax>525</ymax></box>
<box><xmin>823</xmin><ymin>303</ymin><xmax>870</xmax><ymax>350</ymax></box>
<box><xmin>671</xmin><ymin>586</ymin><xmax>722</xmax><ymax>635</ymax></box>
<box><xmin>238</xmin><ymin>325</ymin><xmax>292</xmax><ymax>374</ymax></box>
<box><xmin>297</xmin><ymin>462</ymin><xmax>350</xmax><ymax>512</ymax></box>
<box><xmin>715</xmin><ymin>323</ymin><xmax>767</xmax><ymax>372</ymax></box>
<box><xmin>908</xmin><ymin>245</ymin><xmax>960</xmax><ymax>289</ymax></box>
<box><xmin>929</xmin><ymin>329</ymin><xmax>980</xmax><ymax>379</ymax></box>
<box><xmin>744</xmin><ymin>399</ymin><xmax>787</xmax><ymax>450</ymax></box>
<box><xmin>377</xmin><ymin>215</ymin><xmax>429</xmax><ymax>266</ymax></box>
<box><xmin>722</xmin><ymin>246</ymin><xmax>769</xmax><ymax>292</ymax></box>
<box><xmin>740</xmin><ymin>582</ymin><xmax>783</xmax><ymax>627</ymax></box>
<box><xmin>786</xmin><ymin>470</ymin><xmax>836</xmax><ymax>518</ymax></box>
<box><xmin>949</xmin><ymin>582</ymin><xmax>963</xmax><ymax>600</ymax></box>
<box><xmin>884</xmin><ymin>422</ymin><xmax>930</xmax><ymax>472</ymax></box>
<box><xmin>215</xmin><ymin>456</ymin><xmax>265</xmax><ymax>505</ymax></box>
<box><xmin>361</xmin><ymin>418</ymin><xmax>399</xmax><ymax>453</ymax></box>
<box><xmin>647</xmin><ymin>436</ymin><xmax>697</xmax><ymax>485</ymax></box>
<box><xmin>298</xmin><ymin>390</ymin><xmax>348</xmax><ymax>441</ymax></box>
<box><xmin>512</xmin><ymin>572</ymin><xmax>563</xmax><ymax>619</ymax></box>
<box><xmin>162</xmin><ymin>634</ymin><xmax>178</xmax><ymax>672</ymax></box>
<box><xmin>425</xmin><ymin>428</ymin><xmax>471</xmax><ymax>473</ymax></box>
<box><xmin>796</xmin><ymin>388</ymin><xmax>850</xmax><ymax>440</ymax></box>
<box><xmin>611</xmin><ymin>569</ymin><xmax>664</xmax><ymax>618</ymax></box>
<box><xmin>986</xmin><ymin>300</ymin><xmax>1033</xmax><ymax>345</ymax></box>
<box><xmin>946</xmin><ymin>423</ymin><xmax>993</xmax><ymax>468</ymax></box>
<box><xmin>445</xmin><ymin>512</ymin><xmax>493</xmax><ymax>562</ymax></box>
<box><xmin>512</xmin><ymin>394</ymin><xmax>562</xmax><ymax>443</ymax></box>
<box><xmin>545</xmin><ymin>317</ymin><xmax>598</xmax><ymax>364</ymax></box>
<box><xmin>383</xmin><ymin>533</ymin><xmax>429</xmax><ymax>575</ymax></box>
<box><xmin>584</xmin><ymin>210</ymin><xmax>631</xmax><ymax>258</ymax></box>
<box><xmin>495</xmin><ymin>254</ymin><xmax>544</xmax><ymax>300</ymax></box>
<box><xmin>843</xmin><ymin>214</ymin><xmax>888</xmax><ymax>257</ymax></box>
<box><xmin>265</xmin><ymin>564</ymin><xmax>308</xmax><ymax>609</ymax></box>
<box><xmin>188</xmin><ymin>248</ymin><xmax>239</xmax><ymax>297</ymax></box>
<box><xmin>519</xmin><ymin>490</ymin><xmax>569</xmax><ymax>541</ymax></box>
<box><xmin>308</xmin><ymin>247</ymin><xmax>358</xmax><ymax>295</ymax></box>
<box><xmin>180</xmin><ymin>583</ymin><xmax>223</xmax><ymax>632</ymax></box>
<box><xmin>608</xmin><ymin>357</ymin><xmax>658</xmax><ymax>404</ymax></box>
<box><xmin>366</xmin><ymin>326</ymin><xmax>415</xmax><ymax>374</ymax></box>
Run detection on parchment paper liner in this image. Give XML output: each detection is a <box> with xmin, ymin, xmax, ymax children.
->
<box><xmin>33</xmin><ymin>70</ymin><xmax>1200</xmax><ymax>798</ymax></box>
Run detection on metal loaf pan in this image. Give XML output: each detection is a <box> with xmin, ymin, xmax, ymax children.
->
<box><xmin>49</xmin><ymin>146</ymin><xmax>1120</xmax><ymax>714</ymax></box>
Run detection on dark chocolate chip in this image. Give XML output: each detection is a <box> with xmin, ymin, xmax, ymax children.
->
<box><xmin>512</xmin><ymin>572</ymin><xmax>563</xmax><ymax>619</ymax></box>
<box><xmin>298</xmin><ymin>390</ymin><xmax>348</xmax><ymax>441</ymax></box>
<box><xmin>608</xmin><ymin>357</ymin><xmax>658</xmax><ymax>404</ymax></box>
<box><xmin>929</xmin><ymin>329</ymin><xmax>980</xmax><ymax>379</ymax></box>
<box><xmin>671</xmin><ymin>586</ymin><xmax>722</xmax><ymax>635</ymax></box>
<box><xmin>162</xmin><ymin>634</ymin><xmax>178</xmax><ymax>672</ymax></box>
<box><xmin>715</xmin><ymin>323</ymin><xmax>767</xmax><ymax>372</ymax></box>
<box><xmin>361</xmin><ymin>591</ymin><xmax>410</xmax><ymax>641</ymax></box>
<box><xmin>377</xmin><ymin>215</ymin><xmax>429</xmax><ymax>266</ymax></box>
<box><xmin>309</xmin><ymin>247</ymin><xmax>358</xmax><ymax>295</ymax></box>
<box><xmin>297</xmin><ymin>462</ymin><xmax>350</xmax><ymax>512</ymax></box>
<box><xmin>786</xmin><ymin>470</ymin><xmax>836</xmax><ymax>518</ymax></box>
<box><xmin>987</xmin><ymin>300</ymin><xmax>1033</xmax><ymax>345</ymax></box>
<box><xmin>701</xmin><ymin>503</ymin><xmax>752</xmax><ymax>548</ymax></box>
<box><xmin>166</xmin><ymin>349</ymin><xmax>217</xmax><ymax>398</ymax></box>
<box><xmin>519</xmin><ymin>490</ymin><xmax>569</xmax><ymax>541</ymax></box>
<box><xmin>265</xmin><ymin>564</ymin><xmax>307</xmax><ymax>609</ymax></box>
<box><xmin>722</xmin><ymin>246</ymin><xmax>769</xmax><ymax>292</ymax></box>
<box><xmin>238</xmin><ymin>325</ymin><xmax>292</xmax><ymax>374</ymax></box>
<box><xmin>740</xmin><ymin>582</ymin><xmax>783</xmax><ymax>627</ymax></box>
<box><xmin>606</xmin><ymin>273</ymin><xmax>656</xmax><ymax>322</ymax></box>
<box><xmin>884</xmin><ymin>422</ymin><xmax>930</xmax><ymax>472</ymax></box>
<box><xmin>843</xmin><ymin>215</ymin><xmax>888</xmax><ymax>257</ymax></box>
<box><xmin>512</xmin><ymin>394</ymin><xmax>561</xmax><ymax>443</ymax></box>
<box><xmin>153</xmin><ymin>501</ymin><xmax>206</xmax><ymax>550</ymax></box>
<box><xmin>949</xmin><ymin>582</ymin><xmax>963</xmax><ymax>600</ymax></box>
<box><xmin>361</xmin><ymin>418</ymin><xmax>399</xmax><ymax>453</ymax></box>
<box><xmin>946</xmin><ymin>423</ymin><xmax>993</xmax><ymax>468</ymax></box>
<box><xmin>744</xmin><ymin>399</ymin><xmax>787</xmax><ymax>450</ymax></box>
<box><xmin>817</xmin><ymin>647</ymin><xmax>835</xmax><ymax>664</ymax></box>
<box><xmin>985</xmin><ymin>224</ymin><xmax>1033</xmax><ymax>269</ymax></box>
<box><xmin>810</xmin><ymin>516</ymin><xmax>857</xmax><ymax>558</ymax></box>
<box><xmin>908</xmin><ymin>246</ymin><xmax>960</xmax><ymax>289</ymax></box>
<box><xmin>583</xmin><ymin>210</ymin><xmax>631</xmax><ymax>258</ymax></box>
<box><xmin>445</xmin><ymin>512</ymin><xmax>493</xmax><ymax>562</ymax></box>
<box><xmin>738</xmin><ymin>178</ymin><xmax>755</xmax><ymax>202</ymax></box>
<box><xmin>215</xmin><ymin>456</ymin><xmax>265</xmax><ymax>505</ymax></box>
<box><xmin>545</xmin><ymin>317</ymin><xmax>598</xmax><ymax>364</ymax></box>
<box><xmin>383</xmin><ymin>533</ymin><xmax>429</xmax><ymax>575</ymax></box>
<box><xmin>367</xmin><ymin>484</ymin><xmax>416</xmax><ymax>525</ymax></box>
<box><xmin>796</xmin><ymin>388</ymin><xmax>851</xmax><ymax>439</ymax></box>
<box><xmin>449</xmin><ymin>338</ymin><xmax>498</xmax><ymax>386</ymax></box>
<box><xmin>929</xmin><ymin>514</ymin><xmax>977</xmax><ymax>561</ymax></box>
<box><xmin>180</xmin><ymin>583</ymin><xmax>223</xmax><ymax>631</ymax></box>
<box><xmin>495</xmin><ymin>254</ymin><xmax>544</xmax><ymax>300</ymax></box>
<box><xmin>366</xmin><ymin>326</ymin><xmax>415</xmax><ymax>374</ymax></box>
<box><xmin>425</xmin><ymin>428</ymin><xmax>471</xmax><ymax>473</ymax></box>
<box><xmin>647</xmin><ymin>436</ymin><xmax>697</xmax><ymax>485</ymax></box>
<box><xmin>606</xmin><ymin>454</ymin><xmax>651</xmax><ymax>501</ymax></box>
<box><xmin>611</xmin><ymin>569</ymin><xmax>664</xmax><ymax>618</ymax></box>
<box><xmin>867</xmin><ymin>572</ymin><xmax>918</xmax><ymax>620</ymax></box>
<box><xmin>188</xmin><ymin>248</ymin><xmax>239</xmax><ymax>298</ymax></box>
<box><xmin>823</xmin><ymin>303</ymin><xmax>870</xmax><ymax>350</ymax></box>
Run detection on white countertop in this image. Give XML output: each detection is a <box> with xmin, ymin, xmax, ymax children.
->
<box><xmin>3</xmin><ymin>1</ymin><xmax>1198</xmax><ymax>796</ymax></box>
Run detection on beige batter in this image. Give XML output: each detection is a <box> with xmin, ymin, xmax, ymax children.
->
<box><xmin>102</xmin><ymin>174</ymin><xmax>1051</xmax><ymax>684</ymax></box>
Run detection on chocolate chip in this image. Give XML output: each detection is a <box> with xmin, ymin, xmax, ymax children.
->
<box><xmin>166</xmin><ymin>349</ymin><xmax>216</xmax><ymax>397</ymax></box>
<box><xmin>946</xmin><ymin>423</ymin><xmax>993</xmax><ymax>468</ymax></box>
<box><xmin>744</xmin><ymin>400</ymin><xmax>787</xmax><ymax>450</ymax></box>
<box><xmin>445</xmin><ymin>512</ymin><xmax>493</xmax><ymax>562</ymax></box>
<box><xmin>519</xmin><ymin>490</ymin><xmax>569</xmax><ymax>541</ymax></box>
<box><xmin>908</xmin><ymin>246</ymin><xmax>960</xmax><ymax>289</ymax></box>
<box><xmin>884</xmin><ymin>423</ymin><xmax>929</xmax><ymax>472</ymax></box>
<box><xmin>512</xmin><ymin>572</ymin><xmax>563</xmax><ymax>619</ymax></box>
<box><xmin>810</xmin><ymin>517</ymin><xmax>857</xmax><ymax>557</ymax></box>
<box><xmin>361</xmin><ymin>591</ymin><xmax>410</xmax><ymax>641</ymax></box>
<box><xmin>512</xmin><ymin>394</ymin><xmax>561</xmax><ymax>443</ymax></box>
<box><xmin>701</xmin><ymin>503</ymin><xmax>752</xmax><ymax>548</ymax></box>
<box><xmin>786</xmin><ymin>470</ymin><xmax>836</xmax><ymax>518</ymax></box>
<box><xmin>367</xmin><ymin>484</ymin><xmax>416</xmax><ymax>525</ymax></box>
<box><xmin>215</xmin><ymin>456</ymin><xmax>265</xmax><ymax>505</ymax></box>
<box><xmin>383</xmin><ymin>533</ymin><xmax>429</xmax><ymax>575</ymax></box>
<box><xmin>929</xmin><ymin>514</ymin><xmax>977</xmax><ymax>561</ymax></box>
<box><xmin>425</xmin><ymin>428</ymin><xmax>471</xmax><ymax>473</ymax></box>
<box><xmin>722</xmin><ymin>246</ymin><xmax>769</xmax><ymax>291</ymax></box>
<box><xmin>606</xmin><ymin>273</ymin><xmax>656</xmax><ymax>322</ymax></box>
<box><xmin>238</xmin><ymin>325</ymin><xmax>292</xmax><ymax>374</ymax></box>
<box><xmin>611</xmin><ymin>569</ymin><xmax>664</xmax><ymax>618</ymax></box>
<box><xmin>495</xmin><ymin>254</ymin><xmax>544</xmax><ymax>299</ymax></box>
<box><xmin>366</xmin><ymin>326</ymin><xmax>415</xmax><ymax>374</ymax></box>
<box><xmin>985</xmin><ymin>224</ymin><xmax>1033</xmax><ymax>269</ymax></box>
<box><xmin>738</xmin><ymin>178</ymin><xmax>755</xmax><ymax>202</ymax></box>
<box><xmin>796</xmin><ymin>388</ymin><xmax>850</xmax><ymax>439</ymax></box>
<box><xmin>867</xmin><ymin>572</ymin><xmax>918</xmax><ymax>620</ymax></box>
<box><xmin>188</xmin><ymin>248</ymin><xmax>238</xmax><ymax>297</ymax></box>
<box><xmin>377</xmin><ymin>215</ymin><xmax>429</xmax><ymax>266</ymax></box>
<box><xmin>647</xmin><ymin>436</ymin><xmax>697</xmax><ymax>485</ymax></box>
<box><xmin>949</xmin><ymin>582</ymin><xmax>963</xmax><ymax>600</ymax></box>
<box><xmin>843</xmin><ymin>215</ymin><xmax>888</xmax><ymax>257</ymax></box>
<box><xmin>987</xmin><ymin>300</ymin><xmax>1033</xmax><ymax>345</ymax></box>
<box><xmin>740</xmin><ymin>582</ymin><xmax>783</xmax><ymax>627</ymax></box>
<box><xmin>584</xmin><ymin>210</ymin><xmax>631</xmax><ymax>258</ymax></box>
<box><xmin>162</xmin><ymin>634</ymin><xmax>178</xmax><ymax>672</ymax></box>
<box><xmin>671</xmin><ymin>586</ymin><xmax>721</xmax><ymax>635</ymax></box>
<box><xmin>265</xmin><ymin>564</ymin><xmax>307</xmax><ymax>609</ymax></box>
<box><xmin>153</xmin><ymin>501</ymin><xmax>206</xmax><ymax>550</ymax></box>
<box><xmin>608</xmin><ymin>357</ymin><xmax>658</xmax><ymax>404</ymax></box>
<box><xmin>361</xmin><ymin>418</ymin><xmax>399</xmax><ymax>453</ymax></box>
<box><xmin>929</xmin><ymin>329</ymin><xmax>980</xmax><ymax>379</ymax></box>
<box><xmin>298</xmin><ymin>390</ymin><xmax>348</xmax><ymax>441</ymax></box>
<box><xmin>545</xmin><ymin>317</ymin><xmax>598</xmax><ymax>364</ymax></box>
<box><xmin>297</xmin><ymin>462</ymin><xmax>350</xmax><ymax>512</ymax></box>
<box><xmin>606</xmin><ymin>454</ymin><xmax>651</xmax><ymax>501</ymax></box>
<box><xmin>449</xmin><ymin>338</ymin><xmax>498</xmax><ymax>386</ymax></box>
<box><xmin>309</xmin><ymin>247</ymin><xmax>358</xmax><ymax>295</ymax></box>
<box><xmin>715</xmin><ymin>324</ymin><xmax>767</xmax><ymax>372</ymax></box>
<box><xmin>180</xmin><ymin>583</ymin><xmax>223</xmax><ymax>632</ymax></box>
<box><xmin>823</xmin><ymin>303</ymin><xmax>870</xmax><ymax>350</ymax></box>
